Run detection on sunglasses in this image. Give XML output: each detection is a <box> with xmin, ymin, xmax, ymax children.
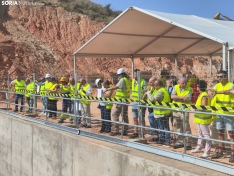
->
<box><xmin>217</xmin><ymin>75</ymin><xmax>226</xmax><ymax>78</ymax></box>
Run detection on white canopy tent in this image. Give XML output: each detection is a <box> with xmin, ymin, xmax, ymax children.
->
<box><xmin>74</xmin><ymin>6</ymin><xmax>234</xmax><ymax>80</ymax></box>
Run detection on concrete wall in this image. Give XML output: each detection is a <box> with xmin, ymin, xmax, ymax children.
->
<box><xmin>0</xmin><ymin>112</ymin><xmax>227</xmax><ymax>176</ymax></box>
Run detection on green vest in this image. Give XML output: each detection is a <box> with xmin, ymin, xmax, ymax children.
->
<box><xmin>69</xmin><ymin>83</ymin><xmax>75</xmax><ymax>100</ymax></box>
<box><xmin>14</xmin><ymin>79</ymin><xmax>25</xmax><ymax>94</ymax></box>
<box><xmin>25</xmin><ymin>82</ymin><xmax>35</xmax><ymax>98</ymax></box>
<box><xmin>153</xmin><ymin>87</ymin><xmax>172</xmax><ymax>115</ymax></box>
<box><xmin>80</xmin><ymin>83</ymin><xmax>91</xmax><ymax>104</ymax></box>
<box><xmin>115</xmin><ymin>77</ymin><xmax>130</xmax><ymax>99</ymax></box>
<box><xmin>45</xmin><ymin>80</ymin><xmax>53</xmax><ymax>90</ymax></box>
<box><xmin>194</xmin><ymin>92</ymin><xmax>212</xmax><ymax>125</ymax></box>
<box><xmin>131</xmin><ymin>78</ymin><xmax>145</xmax><ymax>101</ymax></box>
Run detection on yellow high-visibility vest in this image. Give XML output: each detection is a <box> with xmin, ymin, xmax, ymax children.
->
<box><xmin>25</xmin><ymin>82</ymin><xmax>35</xmax><ymax>98</ymax></box>
<box><xmin>215</xmin><ymin>82</ymin><xmax>234</xmax><ymax>115</ymax></box>
<box><xmin>48</xmin><ymin>84</ymin><xmax>58</xmax><ymax>100</ymax></box>
<box><xmin>14</xmin><ymin>79</ymin><xmax>25</xmax><ymax>94</ymax></box>
<box><xmin>194</xmin><ymin>91</ymin><xmax>213</xmax><ymax>125</ymax></box>
<box><xmin>115</xmin><ymin>77</ymin><xmax>130</xmax><ymax>99</ymax></box>
<box><xmin>172</xmin><ymin>84</ymin><xmax>192</xmax><ymax>104</ymax></box>
<box><xmin>80</xmin><ymin>83</ymin><xmax>91</xmax><ymax>104</ymax></box>
<box><xmin>131</xmin><ymin>78</ymin><xmax>145</xmax><ymax>101</ymax></box>
<box><xmin>153</xmin><ymin>87</ymin><xmax>172</xmax><ymax>115</ymax></box>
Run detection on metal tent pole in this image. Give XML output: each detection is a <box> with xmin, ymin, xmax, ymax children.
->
<box><xmin>73</xmin><ymin>55</ymin><xmax>78</xmax><ymax>126</ymax></box>
<box><xmin>209</xmin><ymin>55</ymin><xmax>212</xmax><ymax>83</ymax></box>
<box><xmin>228</xmin><ymin>50</ymin><xmax>231</xmax><ymax>81</ymax></box>
<box><xmin>131</xmin><ymin>57</ymin><xmax>134</xmax><ymax>78</ymax></box>
<box><xmin>222</xmin><ymin>44</ymin><xmax>227</xmax><ymax>71</ymax></box>
<box><xmin>175</xmin><ymin>56</ymin><xmax>178</xmax><ymax>77</ymax></box>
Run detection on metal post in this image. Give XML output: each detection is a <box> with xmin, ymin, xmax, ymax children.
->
<box><xmin>175</xmin><ymin>56</ymin><xmax>178</xmax><ymax>77</ymax></box>
<box><xmin>228</xmin><ymin>50</ymin><xmax>231</xmax><ymax>81</ymax></box>
<box><xmin>120</xmin><ymin>104</ymin><xmax>124</xmax><ymax>139</ymax></box>
<box><xmin>7</xmin><ymin>74</ymin><xmax>10</xmax><ymax>110</ymax></box>
<box><xmin>73</xmin><ymin>55</ymin><xmax>78</xmax><ymax>127</ymax></box>
<box><xmin>183</xmin><ymin>109</ymin><xmax>187</xmax><ymax>154</ymax></box>
<box><xmin>209</xmin><ymin>55</ymin><xmax>212</xmax><ymax>83</ymax></box>
<box><xmin>131</xmin><ymin>57</ymin><xmax>134</xmax><ymax>78</ymax></box>
<box><xmin>222</xmin><ymin>44</ymin><xmax>226</xmax><ymax>71</ymax></box>
<box><xmin>137</xmin><ymin>70</ymin><xmax>143</xmax><ymax>138</ymax></box>
<box><xmin>33</xmin><ymin>73</ymin><xmax>37</xmax><ymax>114</ymax></box>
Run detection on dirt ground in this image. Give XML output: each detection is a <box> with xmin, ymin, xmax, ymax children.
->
<box><xmin>0</xmin><ymin>98</ymin><xmax>233</xmax><ymax>167</ymax></box>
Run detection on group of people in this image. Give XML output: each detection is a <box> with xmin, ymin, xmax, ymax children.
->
<box><xmin>10</xmin><ymin>73</ymin><xmax>92</xmax><ymax>126</ymax></box>
<box><xmin>94</xmin><ymin>68</ymin><xmax>234</xmax><ymax>163</ymax></box>
<box><xmin>9</xmin><ymin>68</ymin><xmax>234</xmax><ymax>162</ymax></box>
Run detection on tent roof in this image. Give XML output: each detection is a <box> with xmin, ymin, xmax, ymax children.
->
<box><xmin>74</xmin><ymin>6</ymin><xmax>234</xmax><ymax>58</ymax></box>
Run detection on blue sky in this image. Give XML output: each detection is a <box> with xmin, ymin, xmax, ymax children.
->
<box><xmin>91</xmin><ymin>0</ymin><xmax>234</xmax><ymax>19</ymax></box>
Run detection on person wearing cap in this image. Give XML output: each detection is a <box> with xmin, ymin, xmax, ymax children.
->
<box><xmin>129</xmin><ymin>69</ymin><xmax>147</xmax><ymax>139</ymax></box>
<box><xmin>59</xmin><ymin>76</ymin><xmax>71</xmax><ymax>123</ymax></box>
<box><xmin>10</xmin><ymin>75</ymin><xmax>26</xmax><ymax>112</ymax></box>
<box><xmin>104</xmin><ymin>68</ymin><xmax>130</xmax><ymax>136</ymax></box>
<box><xmin>78</xmin><ymin>78</ymin><xmax>92</xmax><ymax>128</ymax></box>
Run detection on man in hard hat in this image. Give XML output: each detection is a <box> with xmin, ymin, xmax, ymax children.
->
<box><xmin>104</xmin><ymin>68</ymin><xmax>130</xmax><ymax>136</ymax></box>
<box><xmin>210</xmin><ymin>70</ymin><xmax>234</xmax><ymax>163</ymax></box>
<box><xmin>144</xmin><ymin>79</ymin><xmax>172</xmax><ymax>146</ymax></box>
<box><xmin>68</xmin><ymin>77</ymin><xmax>75</xmax><ymax>124</ymax></box>
<box><xmin>171</xmin><ymin>77</ymin><xmax>192</xmax><ymax>150</ymax></box>
<box><xmin>59</xmin><ymin>76</ymin><xmax>71</xmax><ymax>123</ymax></box>
<box><xmin>129</xmin><ymin>69</ymin><xmax>147</xmax><ymax>139</ymax></box>
<box><xmin>78</xmin><ymin>78</ymin><xmax>92</xmax><ymax>128</ymax></box>
<box><xmin>10</xmin><ymin>74</ymin><xmax>26</xmax><ymax>112</ymax></box>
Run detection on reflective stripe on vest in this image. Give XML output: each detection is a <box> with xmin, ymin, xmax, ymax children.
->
<box><xmin>153</xmin><ymin>87</ymin><xmax>172</xmax><ymax>115</ymax></box>
<box><xmin>48</xmin><ymin>84</ymin><xmax>58</xmax><ymax>100</ymax></box>
<box><xmin>80</xmin><ymin>84</ymin><xmax>91</xmax><ymax>104</ymax></box>
<box><xmin>14</xmin><ymin>79</ymin><xmax>25</xmax><ymax>94</ymax></box>
<box><xmin>115</xmin><ymin>77</ymin><xmax>130</xmax><ymax>99</ymax></box>
<box><xmin>25</xmin><ymin>82</ymin><xmax>35</xmax><ymax>98</ymax></box>
<box><xmin>172</xmin><ymin>84</ymin><xmax>192</xmax><ymax>104</ymax></box>
<box><xmin>131</xmin><ymin>78</ymin><xmax>145</xmax><ymax>101</ymax></box>
<box><xmin>215</xmin><ymin>82</ymin><xmax>234</xmax><ymax>114</ymax></box>
<box><xmin>194</xmin><ymin>92</ymin><xmax>213</xmax><ymax>125</ymax></box>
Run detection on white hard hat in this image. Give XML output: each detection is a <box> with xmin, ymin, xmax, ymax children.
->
<box><xmin>117</xmin><ymin>68</ymin><xmax>125</xmax><ymax>75</ymax></box>
<box><xmin>45</xmin><ymin>73</ymin><xmax>51</xmax><ymax>78</ymax></box>
<box><xmin>95</xmin><ymin>78</ymin><xmax>102</xmax><ymax>86</ymax></box>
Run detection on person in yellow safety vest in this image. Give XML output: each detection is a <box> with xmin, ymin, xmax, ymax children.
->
<box><xmin>25</xmin><ymin>77</ymin><xmax>35</xmax><ymax>113</ymax></box>
<box><xmin>209</xmin><ymin>70</ymin><xmax>234</xmax><ymax>163</ymax></box>
<box><xmin>191</xmin><ymin>80</ymin><xmax>212</xmax><ymax>158</ymax></box>
<box><xmin>129</xmin><ymin>69</ymin><xmax>147</xmax><ymax>139</ymax></box>
<box><xmin>145</xmin><ymin>79</ymin><xmax>172</xmax><ymax>146</ymax></box>
<box><xmin>39</xmin><ymin>74</ymin><xmax>52</xmax><ymax>116</ymax></box>
<box><xmin>46</xmin><ymin>77</ymin><xmax>60</xmax><ymax>118</ymax></box>
<box><xmin>171</xmin><ymin>77</ymin><xmax>193</xmax><ymax>150</ymax></box>
<box><xmin>10</xmin><ymin>75</ymin><xmax>26</xmax><ymax>112</ymax></box>
<box><xmin>104</xmin><ymin>68</ymin><xmax>130</xmax><ymax>136</ymax></box>
<box><xmin>78</xmin><ymin>78</ymin><xmax>92</xmax><ymax>128</ymax></box>
<box><xmin>58</xmin><ymin>76</ymin><xmax>72</xmax><ymax>123</ymax></box>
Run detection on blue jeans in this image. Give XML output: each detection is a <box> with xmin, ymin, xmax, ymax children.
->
<box><xmin>14</xmin><ymin>94</ymin><xmax>24</xmax><ymax>111</ymax></box>
<box><xmin>148</xmin><ymin>112</ymin><xmax>158</xmax><ymax>134</ymax></box>
<box><xmin>41</xmin><ymin>96</ymin><xmax>47</xmax><ymax>113</ymax></box>
<box><xmin>156</xmin><ymin>116</ymin><xmax>170</xmax><ymax>143</ymax></box>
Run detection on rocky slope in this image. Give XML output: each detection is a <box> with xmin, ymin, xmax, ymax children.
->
<box><xmin>0</xmin><ymin>5</ymin><xmax>222</xmax><ymax>85</ymax></box>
